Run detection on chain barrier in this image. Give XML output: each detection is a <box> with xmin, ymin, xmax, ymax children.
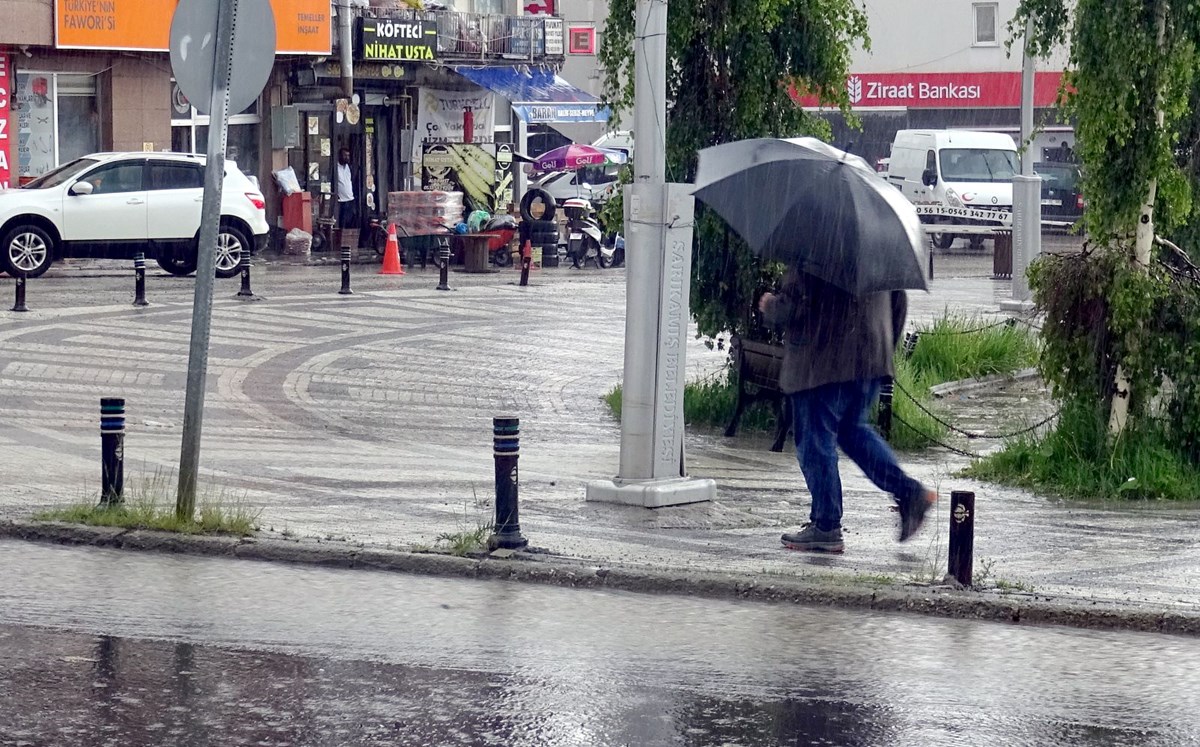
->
<box><xmin>894</xmin><ymin>414</ymin><xmax>981</xmax><ymax>458</ymax></box>
<box><xmin>908</xmin><ymin>316</ymin><xmax>1044</xmax><ymax>338</ymax></box>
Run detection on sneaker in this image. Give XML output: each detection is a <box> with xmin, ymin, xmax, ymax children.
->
<box><xmin>898</xmin><ymin>489</ymin><xmax>937</xmax><ymax>542</ymax></box>
<box><xmin>781</xmin><ymin>523</ymin><xmax>844</xmax><ymax>554</ymax></box>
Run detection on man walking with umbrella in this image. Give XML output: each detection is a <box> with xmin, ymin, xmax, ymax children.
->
<box><xmin>758</xmin><ymin>273</ymin><xmax>936</xmax><ymax>552</ymax></box>
<box><xmin>693</xmin><ymin>137</ymin><xmax>938</xmax><ymax>553</ymax></box>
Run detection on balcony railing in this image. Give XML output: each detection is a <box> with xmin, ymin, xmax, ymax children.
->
<box><xmin>365</xmin><ymin>8</ymin><xmax>564</xmax><ymax>63</ymax></box>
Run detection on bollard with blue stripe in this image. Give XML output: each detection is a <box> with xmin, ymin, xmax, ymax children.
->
<box><xmin>133</xmin><ymin>252</ymin><xmax>149</xmax><ymax>307</ymax></box>
<box><xmin>489</xmin><ymin>415</ymin><xmax>528</xmax><ymax>550</ymax></box>
<box><xmin>100</xmin><ymin>398</ymin><xmax>126</xmax><ymax>506</ymax></box>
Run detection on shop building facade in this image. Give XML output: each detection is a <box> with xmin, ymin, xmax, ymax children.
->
<box><xmin>1</xmin><ymin>0</ymin><xmax>597</xmax><ymax>246</ymax></box>
<box><xmin>795</xmin><ymin>0</ymin><xmax>1074</xmax><ymax>169</ymax></box>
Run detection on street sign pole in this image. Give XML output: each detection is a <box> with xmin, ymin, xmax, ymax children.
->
<box><xmin>176</xmin><ymin>0</ymin><xmax>237</xmax><ymax>519</ymax></box>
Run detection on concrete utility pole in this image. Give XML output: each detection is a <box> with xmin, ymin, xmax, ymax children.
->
<box><xmin>1006</xmin><ymin>15</ymin><xmax>1042</xmax><ymax>309</ymax></box>
<box><xmin>586</xmin><ymin>0</ymin><xmax>715</xmax><ymax>507</ymax></box>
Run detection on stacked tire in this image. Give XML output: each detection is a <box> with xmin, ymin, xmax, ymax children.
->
<box><xmin>520</xmin><ymin>188</ymin><xmax>561</xmax><ymax>267</ymax></box>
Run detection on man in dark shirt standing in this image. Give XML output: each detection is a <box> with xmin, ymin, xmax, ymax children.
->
<box><xmin>759</xmin><ymin>270</ymin><xmax>937</xmax><ymax>553</ymax></box>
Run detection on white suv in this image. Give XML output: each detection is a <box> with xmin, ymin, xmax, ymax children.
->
<box><xmin>0</xmin><ymin>152</ymin><xmax>269</xmax><ymax>278</ymax></box>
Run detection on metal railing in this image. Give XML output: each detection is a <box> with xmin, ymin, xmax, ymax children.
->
<box><xmin>364</xmin><ymin>8</ymin><xmax>564</xmax><ymax>62</ymax></box>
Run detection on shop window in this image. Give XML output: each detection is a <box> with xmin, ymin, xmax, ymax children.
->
<box><xmin>15</xmin><ymin>72</ymin><xmax>100</xmax><ymax>179</ymax></box>
<box><xmin>973</xmin><ymin>3</ymin><xmax>999</xmax><ymax>46</ymax></box>
<box><xmin>170</xmin><ymin>80</ymin><xmax>261</xmax><ymax>177</ymax></box>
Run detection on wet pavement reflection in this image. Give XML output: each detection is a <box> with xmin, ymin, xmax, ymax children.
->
<box><xmin>2</xmin><ymin>540</ymin><xmax>1199</xmax><ymax>746</ymax></box>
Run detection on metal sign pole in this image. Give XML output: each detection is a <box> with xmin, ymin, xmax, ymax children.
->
<box><xmin>176</xmin><ymin>0</ymin><xmax>237</xmax><ymax>519</ymax></box>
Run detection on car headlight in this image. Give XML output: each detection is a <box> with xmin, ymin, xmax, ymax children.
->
<box><xmin>945</xmin><ymin>188</ymin><xmax>965</xmax><ymax>208</ymax></box>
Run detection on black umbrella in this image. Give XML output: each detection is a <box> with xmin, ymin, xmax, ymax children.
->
<box><xmin>693</xmin><ymin>137</ymin><xmax>928</xmax><ymax>294</ymax></box>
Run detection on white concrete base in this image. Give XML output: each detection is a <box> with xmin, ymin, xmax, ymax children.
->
<box><xmin>585</xmin><ymin>477</ymin><xmax>716</xmax><ymax>508</ymax></box>
<box><xmin>999</xmin><ymin>299</ymin><xmax>1037</xmax><ymax>313</ymax></box>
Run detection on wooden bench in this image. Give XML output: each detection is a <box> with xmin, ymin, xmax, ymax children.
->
<box><xmin>725</xmin><ymin>335</ymin><xmax>792</xmax><ymax>452</ymax></box>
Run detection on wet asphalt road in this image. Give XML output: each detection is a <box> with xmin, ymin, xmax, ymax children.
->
<box><xmin>2</xmin><ymin>541</ymin><xmax>1199</xmax><ymax>747</ymax></box>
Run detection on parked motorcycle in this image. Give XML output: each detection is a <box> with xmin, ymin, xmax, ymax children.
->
<box><xmin>600</xmin><ymin>232</ymin><xmax>625</xmax><ymax>268</ymax></box>
<box><xmin>563</xmin><ymin>197</ymin><xmax>605</xmax><ymax>268</ymax></box>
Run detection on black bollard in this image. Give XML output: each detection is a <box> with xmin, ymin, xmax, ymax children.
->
<box><xmin>338</xmin><ymin>247</ymin><xmax>353</xmax><ymax>295</ymax></box>
<box><xmin>948</xmin><ymin>490</ymin><xmax>975</xmax><ymax>587</ymax></box>
<box><xmin>903</xmin><ymin>331</ymin><xmax>920</xmax><ymax>359</ymax></box>
<box><xmin>519</xmin><ymin>240</ymin><xmax>531</xmax><ymax>287</ymax></box>
<box><xmin>489</xmin><ymin>415</ymin><xmax>528</xmax><ymax>550</ymax></box>
<box><xmin>133</xmin><ymin>252</ymin><xmax>149</xmax><ymax>307</ymax></box>
<box><xmin>435</xmin><ymin>236</ymin><xmax>452</xmax><ymax>291</ymax></box>
<box><xmin>11</xmin><ymin>272</ymin><xmax>28</xmax><ymax>312</ymax></box>
<box><xmin>236</xmin><ymin>251</ymin><xmax>258</xmax><ymax>300</ymax></box>
<box><xmin>100</xmin><ymin>398</ymin><xmax>126</xmax><ymax>507</ymax></box>
<box><xmin>877</xmin><ymin>377</ymin><xmax>894</xmax><ymax>441</ymax></box>
<box><xmin>928</xmin><ymin>242</ymin><xmax>935</xmax><ymax>280</ymax></box>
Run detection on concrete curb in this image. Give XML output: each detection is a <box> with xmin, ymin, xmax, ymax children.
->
<box><xmin>4</xmin><ymin>520</ymin><xmax>1197</xmax><ymax>637</ymax></box>
<box><xmin>929</xmin><ymin>367</ymin><xmax>1041</xmax><ymax>399</ymax></box>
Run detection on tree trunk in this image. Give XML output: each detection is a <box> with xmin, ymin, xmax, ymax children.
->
<box><xmin>1108</xmin><ymin>0</ymin><xmax>1167</xmax><ymax>436</ymax></box>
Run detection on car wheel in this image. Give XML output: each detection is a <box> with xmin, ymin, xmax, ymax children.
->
<box><xmin>0</xmin><ymin>225</ymin><xmax>55</xmax><ymax>278</ymax></box>
<box><xmin>931</xmin><ymin>231</ymin><xmax>955</xmax><ymax>250</ymax></box>
<box><xmin>157</xmin><ymin>255</ymin><xmax>198</xmax><ymax>276</ymax></box>
<box><xmin>215</xmin><ymin>224</ymin><xmax>249</xmax><ymax>279</ymax></box>
<box><xmin>969</xmin><ymin>235</ymin><xmax>986</xmax><ymax>251</ymax></box>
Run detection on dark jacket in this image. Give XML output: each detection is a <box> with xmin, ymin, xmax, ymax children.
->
<box><xmin>761</xmin><ymin>270</ymin><xmax>907</xmax><ymax>394</ymax></box>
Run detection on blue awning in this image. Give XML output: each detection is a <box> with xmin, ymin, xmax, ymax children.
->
<box><xmin>454</xmin><ymin>67</ymin><xmax>611</xmax><ymax>124</ymax></box>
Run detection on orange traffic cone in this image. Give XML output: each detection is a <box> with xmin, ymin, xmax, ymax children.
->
<box><xmin>379</xmin><ymin>223</ymin><xmax>404</xmax><ymax>275</ymax></box>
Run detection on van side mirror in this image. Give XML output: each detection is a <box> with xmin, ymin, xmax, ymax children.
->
<box><xmin>921</xmin><ymin>168</ymin><xmax>938</xmax><ymax>187</ymax></box>
<box><xmin>70</xmin><ymin>180</ymin><xmax>94</xmax><ymax>196</ymax></box>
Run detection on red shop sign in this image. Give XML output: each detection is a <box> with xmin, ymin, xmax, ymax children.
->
<box><xmin>0</xmin><ymin>55</ymin><xmax>11</xmax><ymax>189</ymax></box>
<box><xmin>791</xmin><ymin>71</ymin><xmax>1066</xmax><ymax>109</ymax></box>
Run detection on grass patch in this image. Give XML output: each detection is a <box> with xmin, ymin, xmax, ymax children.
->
<box><xmin>908</xmin><ymin>314</ymin><xmax>1039</xmax><ymax>386</ymax></box>
<box><xmin>889</xmin><ymin>355</ymin><xmax>949</xmax><ymax>450</ymax></box>
<box><xmin>35</xmin><ymin>470</ymin><xmax>260</xmax><ymax>536</ymax></box>
<box><xmin>436</xmin><ymin>523</ymin><xmax>493</xmax><ymax>556</ymax></box>
<box><xmin>966</xmin><ymin>401</ymin><xmax>1200</xmax><ymax>500</ymax></box>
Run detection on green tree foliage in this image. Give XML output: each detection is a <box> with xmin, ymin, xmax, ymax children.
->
<box><xmin>1012</xmin><ymin>0</ymin><xmax>1200</xmax><ymax>442</ymax></box>
<box><xmin>1014</xmin><ymin>0</ymin><xmax>1200</xmax><ymax>241</ymax></box>
<box><xmin>598</xmin><ymin>0</ymin><xmax>870</xmax><ymax>339</ymax></box>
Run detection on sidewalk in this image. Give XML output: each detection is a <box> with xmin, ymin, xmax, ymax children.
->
<box><xmin>1</xmin><ymin>255</ymin><xmax>1196</xmax><ymax>626</ymax></box>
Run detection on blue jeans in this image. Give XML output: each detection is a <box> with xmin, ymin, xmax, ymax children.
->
<box><xmin>790</xmin><ymin>378</ymin><xmax>925</xmax><ymax>531</ymax></box>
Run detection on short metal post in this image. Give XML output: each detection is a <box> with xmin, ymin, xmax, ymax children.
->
<box><xmin>903</xmin><ymin>331</ymin><xmax>920</xmax><ymax>359</ymax></box>
<box><xmin>338</xmin><ymin>247</ymin><xmax>353</xmax><ymax>295</ymax></box>
<box><xmin>877</xmin><ymin>377</ymin><xmax>894</xmax><ymax>441</ymax></box>
<box><xmin>133</xmin><ymin>252</ymin><xmax>149</xmax><ymax>307</ymax></box>
<box><xmin>236</xmin><ymin>251</ymin><xmax>258</xmax><ymax>300</ymax></box>
<box><xmin>11</xmin><ymin>272</ymin><xmax>28</xmax><ymax>312</ymax></box>
<box><xmin>519</xmin><ymin>239</ymin><xmax>531</xmax><ymax>287</ymax></box>
<box><xmin>928</xmin><ymin>241</ymin><xmax>935</xmax><ymax>280</ymax></box>
<box><xmin>949</xmin><ymin>490</ymin><xmax>975</xmax><ymax>587</ymax></box>
<box><xmin>435</xmin><ymin>236</ymin><xmax>452</xmax><ymax>291</ymax></box>
<box><xmin>100</xmin><ymin>398</ymin><xmax>126</xmax><ymax>507</ymax></box>
<box><xmin>489</xmin><ymin>415</ymin><xmax>528</xmax><ymax>550</ymax></box>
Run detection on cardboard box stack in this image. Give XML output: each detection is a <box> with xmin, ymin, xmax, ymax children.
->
<box><xmin>387</xmin><ymin>191</ymin><xmax>465</xmax><ymax>237</ymax></box>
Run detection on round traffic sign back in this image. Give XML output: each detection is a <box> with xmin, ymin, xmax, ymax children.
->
<box><xmin>169</xmin><ymin>0</ymin><xmax>276</xmax><ymax>116</ymax></box>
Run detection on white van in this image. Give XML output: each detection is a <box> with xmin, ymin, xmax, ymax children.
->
<box><xmin>888</xmin><ymin>129</ymin><xmax>1018</xmax><ymax>248</ymax></box>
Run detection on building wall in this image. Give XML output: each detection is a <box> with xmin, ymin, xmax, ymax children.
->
<box><xmin>0</xmin><ymin>0</ymin><xmax>54</xmax><ymax>46</ymax></box>
<box><xmin>852</xmin><ymin>0</ymin><xmax>1069</xmax><ymax>73</ymax></box>
<box><xmin>106</xmin><ymin>56</ymin><xmax>172</xmax><ymax>153</ymax></box>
